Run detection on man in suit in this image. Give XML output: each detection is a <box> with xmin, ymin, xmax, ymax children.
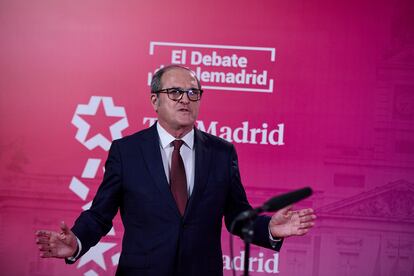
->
<box><xmin>35</xmin><ymin>65</ymin><xmax>316</xmax><ymax>275</ymax></box>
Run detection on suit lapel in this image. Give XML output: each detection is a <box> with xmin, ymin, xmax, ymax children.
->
<box><xmin>184</xmin><ymin>128</ymin><xmax>212</xmax><ymax>218</ymax></box>
<box><xmin>139</xmin><ymin>124</ymin><xmax>181</xmax><ymax>217</ymax></box>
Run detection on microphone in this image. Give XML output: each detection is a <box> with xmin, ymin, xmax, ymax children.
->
<box><xmin>234</xmin><ymin>187</ymin><xmax>313</xmax><ymax>222</ymax></box>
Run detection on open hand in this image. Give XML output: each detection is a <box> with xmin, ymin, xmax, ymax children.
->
<box><xmin>35</xmin><ymin>221</ymin><xmax>78</xmax><ymax>258</ymax></box>
<box><xmin>269</xmin><ymin>206</ymin><xmax>316</xmax><ymax>238</ymax></box>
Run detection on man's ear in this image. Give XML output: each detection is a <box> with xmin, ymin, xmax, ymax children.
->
<box><xmin>150</xmin><ymin>93</ymin><xmax>159</xmax><ymax>112</ymax></box>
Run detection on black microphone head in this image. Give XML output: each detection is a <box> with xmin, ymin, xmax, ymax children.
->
<box><xmin>262</xmin><ymin>187</ymin><xmax>313</xmax><ymax>212</ymax></box>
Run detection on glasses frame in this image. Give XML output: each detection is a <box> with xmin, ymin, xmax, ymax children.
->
<box><xmin>155</xmin><ymin>87</ymin><xmax>203</xmax><ymax>102</ymax></box>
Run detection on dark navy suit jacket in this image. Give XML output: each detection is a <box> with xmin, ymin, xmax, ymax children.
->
<box><xmin>71</xmin><ymin>123</ymin><xmax>282</xmax><ymax>275</ymax></box>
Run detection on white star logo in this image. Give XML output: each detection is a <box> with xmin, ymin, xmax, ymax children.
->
<box><xmin>71</xmin><ymin>96</ymin><xmax>128</xmax><ymax>151</ymax></box>
<box><xmin>69</xmin><ymin>96</ymin><xmax>126</xmax><ymax>275</ymax></box>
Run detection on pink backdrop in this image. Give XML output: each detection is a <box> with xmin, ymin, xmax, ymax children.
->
<box><xmin>1</xmin><ymin>0</ymin><xmax>414</xmax><ymax>275</ymax></box>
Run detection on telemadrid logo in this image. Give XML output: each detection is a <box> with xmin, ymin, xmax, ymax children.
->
<box><xmin>69</xmin><ymin>96</ymin><xmax>128</xmax><ymax>276</ymax></box>
<box><xmin>143</xmin><ymin>117</ymin><xmax>285</xmax><ymax>146</ymax></box>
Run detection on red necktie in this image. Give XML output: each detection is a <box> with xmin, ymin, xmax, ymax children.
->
<box><xmin>170</xmin><ymin>140</ymin><xmax>188</xmax><ymax>216</ymax></box>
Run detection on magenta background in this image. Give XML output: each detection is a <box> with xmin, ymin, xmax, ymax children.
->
<box><xmin>1</xmin><ymin>0</ymin><xmax>414</xmax><ymax>275</ymax></box>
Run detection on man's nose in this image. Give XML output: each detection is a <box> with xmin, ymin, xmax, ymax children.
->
<box><xmin>179</xmin><ymin>92</ymin><xmax>190</xmax><ymax>103</ymax></box>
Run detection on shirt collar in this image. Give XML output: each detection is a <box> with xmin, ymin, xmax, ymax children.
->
<box><xmin>157</xmin><ymin>122</ymin><xmax>194</xmax><ymax>150</ymax></box>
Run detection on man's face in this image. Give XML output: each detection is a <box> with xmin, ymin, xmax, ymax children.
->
<box><xmin>151</xmin><ymin>68</ymin><xmax>201</xmax><ymax>134</ymax></box>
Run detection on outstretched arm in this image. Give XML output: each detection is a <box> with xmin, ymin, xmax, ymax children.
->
<box><xmin>35</xmin><ymin>221</ymin><xmax>77</xmax><ymax>258</ymax></box>
<box><xmin>269</xmin><ymin>206</ymin><xmax>316</xmax><ymax>238</ymax></box>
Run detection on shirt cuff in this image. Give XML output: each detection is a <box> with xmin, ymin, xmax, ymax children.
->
<box><xmin>268</xmin><ymin>226</ymin><xmax>282</xmax><ymax>248</ymax></box>
<box><xmin>66</xmin><ymin>237</ymin><xmax>82</xmax><ymax>262</ymax></box>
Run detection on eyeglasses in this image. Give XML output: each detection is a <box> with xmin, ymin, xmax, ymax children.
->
<box><xmin>155</xmin><ymin>88</ymin><xmax>203</xmax><ymax>102</ymax></box>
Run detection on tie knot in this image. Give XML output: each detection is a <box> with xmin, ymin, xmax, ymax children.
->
<box><xmin>173</xmin><ymin>140</ymin><xmax>184</xmax><ymax>151</ymax></box>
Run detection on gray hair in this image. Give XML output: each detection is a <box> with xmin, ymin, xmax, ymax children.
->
<box><xmin>150</xmin><ymin>65</ymin><xmax>201</xmax><ymax>93</ymax></box>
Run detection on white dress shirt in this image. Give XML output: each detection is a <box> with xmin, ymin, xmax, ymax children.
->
<box><xmin>157</xmin><ymin>123</ymin><xmax>195</xmax><ymax>197</ymax></box>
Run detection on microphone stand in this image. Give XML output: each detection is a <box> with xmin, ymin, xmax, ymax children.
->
<box><xmin>231</xmin><ymin>187</ymin><xmax>313</xmax><ymax>276</ymax></box>
<box><xmin>241</xmin><ymin>217</ymin><xmax>255</xmax><ymax>276</ymax></box>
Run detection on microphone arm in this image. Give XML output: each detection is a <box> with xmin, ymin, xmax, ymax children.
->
<box><xmin>233</xmin><ymin>186</ymin><xmax>313</xmax><ymax>223</ymax></box>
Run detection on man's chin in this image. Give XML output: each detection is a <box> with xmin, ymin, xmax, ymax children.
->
<box><xmin>176</xmin><ymin>116</ymin><xmax>196</xmax><ymax>126</ymax></box>
<box><xmin>176</xmin><ymin>120</ymin><xmax>196</xmax><ymax>129</ymax></box>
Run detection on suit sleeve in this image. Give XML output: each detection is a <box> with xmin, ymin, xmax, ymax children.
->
<box><xmin>224</xmin><ymin>144</ymin><xmax>282</xmax><ymax>251</ymax></box>
<box><xmin>70</xmin><ymin>140</ymin><xmax>123</xmax><ymax>258</ymax></box>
